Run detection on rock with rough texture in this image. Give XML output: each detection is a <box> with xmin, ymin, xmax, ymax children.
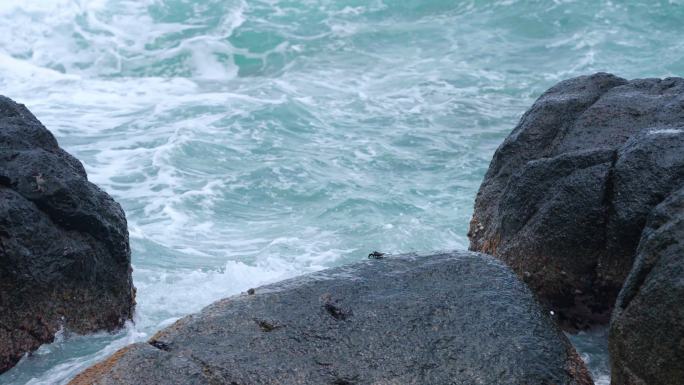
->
<box><xmin>468</xmin><ymin>73</ymin><xmax>684</xmax><ymax>329</ymax></box>
<box><xmin>70</xmin><ymin>252</ymin><xmax>592</xmax><ymax>385</ymax></box>
<box><xmin>609</xmin><ymin>186</ymin><xmax>684</xmax><ymax>385</ymax></box>
<box><xmin>0</xmin><ymin>96</ymin><xmax>135</xmax><ymax>373</ymax></box>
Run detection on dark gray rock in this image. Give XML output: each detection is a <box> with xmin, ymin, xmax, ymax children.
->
<box><xmin>609</xmin><ymin>186</ymin><xmax>684</xmax><ymax>385</ymax></box>
<box><xmin>0</xmin><ymin>96</ymin><xmax>135</xmax><ymax>373</ymax></box>
<box><xmin>469</xmin><ymin>73</ymin><xmax>684</xmax><ymax>330</ymax></box>
<box><xmin>69</xmin><ymin>252</ymin><xmax>592</xmax><ymax>385</ymax></box>
<box><xmin>608</xmin><ymin>128</ymin><xmax>684</xmax><ymax>264</ymax></box>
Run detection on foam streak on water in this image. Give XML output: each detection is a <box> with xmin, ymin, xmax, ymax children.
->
<box><xmin>1</xmin><ymin>1</ymin><xmax>682</xmax><ymax>383</ymax></box>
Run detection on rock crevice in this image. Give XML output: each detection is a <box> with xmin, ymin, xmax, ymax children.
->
<box><xmin>609</xmin><ymin>186</ymin><xmax>684</xmax><ymax>385</ymax></box>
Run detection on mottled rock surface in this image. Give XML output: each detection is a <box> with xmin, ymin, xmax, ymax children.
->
<box><xmin>0</xmin><ymin>96</ymin><xmax>135</xmax><ymax>373</ymax></box>
<box><xmin>70</xmin><ymin>252</ymin><xmax>592</xmax><ymax>385</ymax></box>
<box><xmin>468</xmin><ymin>73</ymin><xmax>684</xmax><ymax>329</ymax></box>
<box><xmin>609</xmin><ymin>186</ymin><xmax>684</xmax><ymax>385</ymax></box>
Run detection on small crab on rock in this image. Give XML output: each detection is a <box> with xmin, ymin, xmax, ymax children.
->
<box><xmin>367</xmin><ymin>251</ymin><xmax>385</xmax><ymax>259</ymax></box>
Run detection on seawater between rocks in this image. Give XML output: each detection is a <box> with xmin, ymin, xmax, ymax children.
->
<box><xmin>1</xmin><ymin>1</ymin><xmax>683</xmax><ymax>383</ymax></box>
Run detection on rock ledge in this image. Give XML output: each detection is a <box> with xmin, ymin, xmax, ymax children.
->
<box><xmin>70</xmin><ymin>251</ymin><xmax>591</xmax><ymax>385</ymax></box>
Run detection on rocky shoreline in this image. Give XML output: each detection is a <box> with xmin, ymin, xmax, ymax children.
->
<box><xmin>1</xmin><ymin>73</ymin><xmax>682</xmax><ymax>384</ymax></box>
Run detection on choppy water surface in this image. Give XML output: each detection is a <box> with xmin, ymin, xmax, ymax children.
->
<box><xmin>1</xmin><ymin>0</ymin><xmax>682</xmax><ymax>383</ymax></box>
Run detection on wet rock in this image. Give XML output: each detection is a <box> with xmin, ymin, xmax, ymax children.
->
<box><xmin>70</xmin><ymin>252</ymin><xmax>592</xmax><ymax>385</ymax></box>
<box><xmin>0</xmin><ymin>96</ymin><xmax>135</xmax><ymax>373</ymax></box>
<box><xmin>609</xmin><ymin>186</ymin><xmax>684</xmax><ymax>385</ymax></box>
<box><xmin>469</xmin><ymin>73</ymin><xmax>684</xmax><ymax>330</ymax></box>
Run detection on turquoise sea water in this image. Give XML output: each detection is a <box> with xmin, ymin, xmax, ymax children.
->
<box><xmin>1</xmin><ymin>0</ymin><xmax>682</xmax><ymax>383</ymax></box>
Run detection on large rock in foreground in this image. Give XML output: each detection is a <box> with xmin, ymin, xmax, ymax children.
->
<box><xmin>70</xmin><ymin>252</ymin><xmax>592</xmax><ymax>385</ymax></box>
<box><xmin>609</xmin><ymin>186</ymin><xmax>684</xmax><ymax>385</ymax></box>
<box><xmin>469</xmin><ymin>73</ymin><xmax>684</xmax><ymax>329</ymax></box>
<box><xmin>0</xmin><ymin>96</ymin><xmax>135</xmax><ymax>373</ymax></box>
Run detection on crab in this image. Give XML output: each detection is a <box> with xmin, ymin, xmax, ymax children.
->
<box><xmin>34</xmin><ymin>173</ymin><xmax>46</xmax><ymax>192</ymax></box>
<box><xmin>368</xmin><ymin>251</ymin><xmax>385</xmax><ymax>259</ymax></box>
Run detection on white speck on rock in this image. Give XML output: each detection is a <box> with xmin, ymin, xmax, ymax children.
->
<box><xmin>648</xmin><ymin>128</ymin><xmax>683</xmax><ymax>135</ymax></box>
